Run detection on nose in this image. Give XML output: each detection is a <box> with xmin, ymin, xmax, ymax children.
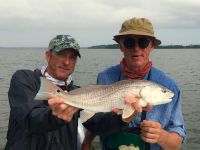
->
<box><xmin>63</xmin><ymin>57</ymin><xmax>70</xmax><ymax>65</ymax></box>
<box><xmin>131</xmin><ymin>42</ymin><xmax>140</xmax><ymax>51</ymax></box>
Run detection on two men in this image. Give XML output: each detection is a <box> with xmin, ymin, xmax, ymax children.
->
<box><xmin>6</xmin><ymin>17</ymin><xmax>186</xmax><ymax>150</ymax></box>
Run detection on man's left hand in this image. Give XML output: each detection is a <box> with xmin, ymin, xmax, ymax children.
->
<box><xmin>140</xmin><ymin>120</ymin><xmax>162</xmax><ymax>143</ymax></box>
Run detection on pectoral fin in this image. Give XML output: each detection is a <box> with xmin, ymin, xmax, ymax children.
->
<box><xmin>122</xmin><ymin>104</ymin><xmax>135</xmax><ymax>119</ymax></box>
<box><xmin>80</xmin><ymin>110</ymin><xmax>96</xmax><ymax>123</ymax></box>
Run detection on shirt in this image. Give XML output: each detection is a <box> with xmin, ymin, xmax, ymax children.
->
<box><xmin>97</xmin><ymin>64</ymin><xmax>186</xmax><ymax>150</ymax></box>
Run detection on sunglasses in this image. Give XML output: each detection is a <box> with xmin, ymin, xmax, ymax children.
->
<box><xmin>123</xmin><ymin>37</ymin><xmax>152</xmax><ymax>49</ymax></box>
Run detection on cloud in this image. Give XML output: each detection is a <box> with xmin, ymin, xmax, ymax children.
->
<box><xmin>0</xmin><ymin>0</ymin><xmax>199</xmax><ymax>46</ymax></box>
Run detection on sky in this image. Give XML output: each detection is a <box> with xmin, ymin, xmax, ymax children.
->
<box><xmin>0</xmin><ymin>0</ymin><xmax>200</xmax><ymax>47</ymax></box>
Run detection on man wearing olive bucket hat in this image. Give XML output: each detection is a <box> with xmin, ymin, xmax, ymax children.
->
<box><xmin>82</xmin><ymin>17</ymin><xmax>186</xmax><ymax>150</ymax></box>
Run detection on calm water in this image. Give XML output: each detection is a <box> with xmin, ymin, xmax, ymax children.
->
<box><xmin>0</xmin><ymin>48</ymin><xmax>200</xmax><ymax>149</ymax></box>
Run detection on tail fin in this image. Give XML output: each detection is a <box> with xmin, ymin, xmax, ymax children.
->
<box><xmin>34</xmin><ymin>77</ymin><xmax>64</xmax><ymax>100</ymax></box>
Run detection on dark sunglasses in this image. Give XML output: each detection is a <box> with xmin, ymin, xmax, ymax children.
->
<box><xmin>123</xmin><ymin>37</ymin><xmax>152</xmax><ymax>49</ymax></box>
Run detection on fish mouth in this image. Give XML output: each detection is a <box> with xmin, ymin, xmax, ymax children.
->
<box><xmin>169</xmin><ymin>92</ymin><xmax>174</xmax><ymax>98</ymax></box>
<box><xmin>165</xmin><ymin>98</ymin><xmax>173</xmax><ymax>103</ymax></box>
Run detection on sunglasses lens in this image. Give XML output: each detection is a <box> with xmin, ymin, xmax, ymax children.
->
<box><xmin>138</xmin><ymin>38</ymin><xmax>150</xmax><ymax>49</ymax></box>
<box><xmin>123</xmin><ymin>38</ymin><xmax>135</xmax><ymax>49</ymax></box>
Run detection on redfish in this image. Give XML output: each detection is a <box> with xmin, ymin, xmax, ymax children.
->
<box><xmin>35</xmin><ymin>77</ymin><xmax>174</xmax><ymax>122</ymax></box>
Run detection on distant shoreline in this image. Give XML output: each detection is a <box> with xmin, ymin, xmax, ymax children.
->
<box><xmin>88</xmin><ymin>44</ymin><xmax>200</xmax><ymax>49</ymax></box>
<box><xmin>0</xmin><ymin>44</ymin><xmax>200</xmax><ymax>49</ymax></box>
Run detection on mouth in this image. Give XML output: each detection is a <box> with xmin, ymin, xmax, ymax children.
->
<box><xmin>131</xmin><ymin>54</ymin><xmax>142</xmax><ymax>58</ymax></box>
<box><xmin>59</xmin><ymin>66</ymin><xmax>69</xmax><ymax>71</ymax></box>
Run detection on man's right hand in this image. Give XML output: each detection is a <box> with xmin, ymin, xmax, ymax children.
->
<box><xmin>112</xmin><ymin>95</ymin><xmax>153</xmax><ymax>123</ymax></box>
<box><xmin>48</xmin><ymin>98</ymin><xmax>79</xmax><ymax>122</ymax></box>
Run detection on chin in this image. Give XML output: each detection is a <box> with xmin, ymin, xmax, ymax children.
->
<box><xmin>131</xmin><ymin>61</ymin><xmax>142</xmax><ymax>66</ymax></box>
<box><xmin>55</xmin><ymin>73</ymin><xmax>68</xmax><ymax>81</ymax></box>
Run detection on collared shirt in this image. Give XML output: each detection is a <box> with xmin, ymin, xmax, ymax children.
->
<box><xmin>97</xmin><ymin>64</ymin><xmax>186</xmax><ymax>150</ymax></box>
<box><xmin>41</xmin><ymin>66</ymin><xmax>72</xmax><ymax>86</ymax></box>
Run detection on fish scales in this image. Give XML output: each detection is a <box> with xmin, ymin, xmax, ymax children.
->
<box><xmin>35</xmin><ymin>77</ymin><xmax>174</xmax><ymax>121</ymax></box>
<box><xmin>54</xmin><ymin>80</ymin><xmax>148</xmax><ymax>112</ymax></box>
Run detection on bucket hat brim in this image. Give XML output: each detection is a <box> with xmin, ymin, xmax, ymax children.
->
<box><xmin>113</xmin><ymin>30</ymin><xmax>161</xmax><ymax>47</ymax></box>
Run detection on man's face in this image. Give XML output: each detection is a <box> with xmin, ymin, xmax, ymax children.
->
<box><xmin>45</xmin><ymin>49</ymin><xmax>77</xmax><ymax>80</ymax></box>
<box><xmin>119</xmin><ymin>35</ymin><xmax>154</xmax><ymax>71</ymax></box>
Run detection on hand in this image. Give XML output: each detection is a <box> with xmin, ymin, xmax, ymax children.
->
<box><xmin>112</xmin><ymin>96</ymin><xmax>153</xmax><ymax>123</ymax></box>
<box><xmin>81</xmin><ymin>143</ymin><xmax>93</xmax><ymax>150</ymax></box>
<box><xmin>81</xmin><ymin>131</ymin><xmax>96</xmax><ymax>150</ymax></box>
<box><xmin>140</xmin><ymin>120</ymin><xmax>162</xmax><ymax>144</ymax></box>
<box><xmin>112</xmin><ymin>95</ymin><xmax>141</xmax><ymax>113</ymax></box>
<box><xmin>48</xmin><ymin>97</ymin><xmax>79</xmax><ymax>122</ymax></box>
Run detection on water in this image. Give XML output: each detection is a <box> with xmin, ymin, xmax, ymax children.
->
<box><xmin>0</xmin><ymin>48</ymin><xmax>200</xmax><ymax>149</ymax></box>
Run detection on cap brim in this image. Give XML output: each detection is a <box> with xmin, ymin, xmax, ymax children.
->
<box><xmin>52</xmin><ymin>47</ymin><xmax>81</xmax><ymax>58</ymax></box>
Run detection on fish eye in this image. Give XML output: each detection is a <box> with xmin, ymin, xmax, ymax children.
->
<box><xmin>57</xmin><ymin>89</ymin><xmax>60</xmax><ymax>93</ymax></box>
<box><xmin>162</xmin><ymin>89</ymin><xmax>167</xmax><ymax>93</ymax></box>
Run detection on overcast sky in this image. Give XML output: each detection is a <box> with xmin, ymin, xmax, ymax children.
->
<box><xmin>0</xmin><ymin>0</ymin><xmax>200</xmax><ymax>47</ymax></box>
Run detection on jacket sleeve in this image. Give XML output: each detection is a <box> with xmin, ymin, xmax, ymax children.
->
<box><xmin>8</xmin><ymin>70</ymin><xmax>66</xmax><ymax>134</ymax></box>
<box><xmin>83</xmin><ymin>112</ymin><xmax>128</xmax><ymax>136</ymax></box>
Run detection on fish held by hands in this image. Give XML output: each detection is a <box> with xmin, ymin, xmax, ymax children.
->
<box><xmin>35</xmin><ymin>77</ymin><xmax>174</xmax><ymax>122</ymax></box>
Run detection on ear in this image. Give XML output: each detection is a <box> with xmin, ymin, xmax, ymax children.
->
<box><xmin>45</xmin><ymin>51</ymin><xmax>51</xmax><ymax>62</ymax></box>
<box><xmin>150</xmin><ymin>47</ymin><xmax>154</xmax><ymax>52</ymax></box>
<box><xmin>120</xmin><ymin>44</ymin><xmax>124</xmax><ymax>52</ymax></box>
<box><xmin>150</xmin><ymin>42</ymin><xmax>154</xmax><ymax>52</ymax></box>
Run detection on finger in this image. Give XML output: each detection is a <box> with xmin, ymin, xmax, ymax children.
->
<box><xmin>124</xmin><ymin>95</ymin><xmax>142</xmax><ymax>113</ymax></box>
<box><xmin>141</xmin><ymin>126</ymin><xmax>160</xmax><ymax>134</ymax></box>
<box><xmin>124</xmin><ymin>95</ymin><xmax>139</xmax><ymax>104</ymax></box>
<box><xmin>66</xmin><ymin>106</ymin><xmax>79</xmax><ymax>115</ymax></box>
<box><xmin>140</xmin><ymin>121</ymin><xmax>161</xmax><ymax>135</ymax></box>
<box><xmin>51</xmin><ymin>103</ymin><xmax>69</xmax><ymax>116</ymax></box>
<box><xmin>143</xmin><ymin>103</ymin><xmax>153</xmax><ymax>111</ymax></box>
<box><xmin>58</xmin><ymin>106</ymin><xmax>79</xmax><ymax>121</ymax></box>
<box><xmin>141</xmin><ymin>120</ymin><xmax>161</xmax><ymax>129</ymax></box>
<box><xmin>140</xmin><ymin>134</ymin><xmax>159</xmax><ymax>143</ymax></box>
<box><xmin>111</xmin><ymin>107</ymin><xmax>123</xmax><ymax>115</ymax></box>
<box><xmin>48</xmin><ymin>97</ymin><xmax>64</xmax><ymax>105</ymax></box>
<box><xmin>141</xmin><ymin>130</ymin><xmax>160</xmax><ymax>139</ymax></box>
<box><xmin>56</xmin><ymin>104</ymin><xmax>69</xmax><ymax>114</ymax></box>
<box><xmin>131</xmin><ymin>101</ymin><xmax>142</xmax><ymax>113</ymax></box>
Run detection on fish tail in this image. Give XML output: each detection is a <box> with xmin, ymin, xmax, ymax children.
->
<box><xmin>34</xmin><ymin>77</ymin><xmax>64</xmax><ymax>100</ymax></box>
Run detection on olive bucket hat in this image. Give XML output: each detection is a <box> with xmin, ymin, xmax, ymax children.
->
<box><xmin>113</xmin><ymin>17</ymin><xmax>161</xmax><ymax>47</ymax></box>
<box><xmin>48</xmin><ymin>34</ymin><xmax>81</xmax><ymax>57</ymax></box>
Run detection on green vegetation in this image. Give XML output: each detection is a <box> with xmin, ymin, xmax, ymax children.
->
<box><xmin>88</xmin><ymin>44</ymin><xmax>200</xmax><ymax>49</ymax></box>
<box><xmin>88</xmin><ymin>44</ymin><xmax>120</xmax><ymax>49</ymax></box>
